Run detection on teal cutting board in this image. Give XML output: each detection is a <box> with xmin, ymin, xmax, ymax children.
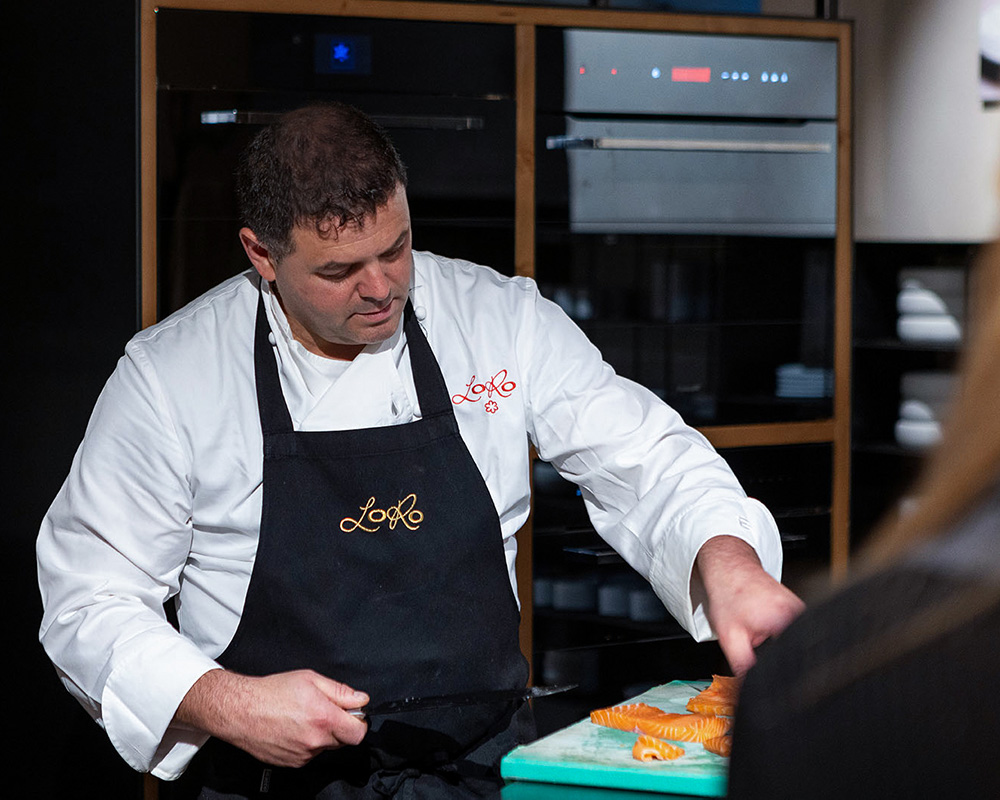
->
<box><xmin>501</xmin><ymin>681</ymin><xmax>728</xmax><ymax>797</ymax></box>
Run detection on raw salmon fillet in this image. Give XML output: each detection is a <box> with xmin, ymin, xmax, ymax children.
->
<box><xmin>635</xmin><ymin>712</ymin><xmax>733</xmax><ymax>743</ymax></box>
<box><xmin>589</xmin><ymin>702</ymin><xmax>667</xmax><ymax>732</ymax></box>
<box><xmin>685</xmin><ymin>674</ymin><xmax>741</xmax><ymax>717</ymax></box>
<box><xmin>703</xmin><ymin>733</ymin><xmax>733</xmax><ymax>757</ymax></box>
<box><xmin>632</xmin><ymin>734</ymin><xmax>685</xmax><ymax>762</ymax></box>
<box><xmin>590</xmin><ymin>702</ymin><xmax>732</xmax><ymax>743</ymax></box>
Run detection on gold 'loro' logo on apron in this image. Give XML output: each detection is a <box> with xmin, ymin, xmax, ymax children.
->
<box><xmin>340</xmin><ymin>494</ymin><xmax>424</xmax><ymax>533</ymax></box>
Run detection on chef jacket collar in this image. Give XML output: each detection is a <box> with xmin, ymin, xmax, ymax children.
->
<box><xmin>260</xmin><ymin>277</ymin><xmax>417</xmax><ymax>428</ymax></box>
<box><xmin>260</xmin><ymin>275</ymin><xmax>408</xmax><ymax>359</ymax></box>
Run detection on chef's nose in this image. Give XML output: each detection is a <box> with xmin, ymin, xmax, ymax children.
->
<box><xmin>357</xmin><ymin>260</ymin><xmax>391</xmax><ymax>301</ymax></box>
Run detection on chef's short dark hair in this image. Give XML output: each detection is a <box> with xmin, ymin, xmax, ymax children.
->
<box><xmin>235</xmin><ymin>101</ymin><xmax>408</xmax><ymax>261</ymax></box>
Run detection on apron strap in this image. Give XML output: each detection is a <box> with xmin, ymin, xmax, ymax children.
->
<box><xmin>402</xmin><ymin>301</ymin><xmax>458</xmax><ymax>423</ymax></box>
<box><xmin>254</xmin><ymin>289</ymin><xmax>294</xmax><ymax>435</ymax></box>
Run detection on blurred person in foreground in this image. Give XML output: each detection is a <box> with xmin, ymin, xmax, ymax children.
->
<box><xmin>727</xmin><ymin>240</ymin><xmax>1000</xmax><ymax>799</ymax></box>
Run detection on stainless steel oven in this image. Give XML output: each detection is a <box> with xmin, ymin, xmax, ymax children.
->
<box><xmin>539</xmin><ymin>28</ymin><xmax>838</xmax><ymax>236</ymax></box>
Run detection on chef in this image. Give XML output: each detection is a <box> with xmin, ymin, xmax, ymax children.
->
<box><xmin>37</xmin><ymin>102</ymin><xmax>803</xmax><ymax>798</ymax></box>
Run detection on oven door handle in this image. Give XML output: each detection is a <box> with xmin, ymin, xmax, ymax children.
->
<box><xmin>546</xmin><ymin>135</ymin><xmax>832</xmax><ymax>154</ymax></box>
<box><xmin>201</xmin><ymin>109</ymin><xmax>484</xmax><ymax>131</ymax></box>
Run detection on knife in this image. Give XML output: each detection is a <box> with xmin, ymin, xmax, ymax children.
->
<box><xmin>346</xmin><ymin>684</ymin><xmax>576</xmax><ymax>720</ymax></box>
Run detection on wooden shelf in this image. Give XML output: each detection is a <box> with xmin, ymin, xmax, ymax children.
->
<box><xmin>852</xmin><ymin>441</ymin><xmax>931</xmax><ymax>458</ymax></box>
<box><xmin>698</xmin><ymin>419</ymin><xmax>836</xmax><ymax>448</ymax></box>
<box><xmin>854</xmin><ymin>337</ymin><xmax>962</xmax><ymax>353</ymax></box>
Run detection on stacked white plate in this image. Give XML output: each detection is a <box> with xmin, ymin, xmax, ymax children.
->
<box><xmin>896</xmin><ymin>268</ymin><xmax>964</xmax><ymax>344</ymax></box>
<box><xmin>894</xmin><ymin>370</ymin><xmax>956</xmax><ymax>450</ymax></box>
<box><xmin>775</xmin><ymin>363</ymin><xmax>833</xmax><ymax>398</ymax></box>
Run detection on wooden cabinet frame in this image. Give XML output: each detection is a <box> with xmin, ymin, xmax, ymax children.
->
<box><xmin>139</xmin><ymin>4</ymin><xmax>850</xmax><ymax>791</ymax></box>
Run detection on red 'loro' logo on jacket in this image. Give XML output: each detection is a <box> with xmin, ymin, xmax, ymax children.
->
<box><xmin>451</xmin><ymin>369</ymin><xmax>517</xmax><ymax>414</ymax></box>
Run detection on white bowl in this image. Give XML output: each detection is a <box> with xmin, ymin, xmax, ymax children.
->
<box><xmin>894</xmin><ymin>418</ymin><xmax>942</xmax><ymax>449</ymax></box>
<box><xmin>897</xmin><ymin>286</ymin><xmax>949</xmax><ymax>315</ymax></box>
<box><xmin>897</xmin><ymin>315</ymin><xmax>962</xmax><ymax>344</ymax></box>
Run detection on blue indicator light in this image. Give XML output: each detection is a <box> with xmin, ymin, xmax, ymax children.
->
<box><xmin>741</xmin><ymin>71</ymin><xmax>749</xmax><ymax>81</ymax></box>
<box><xmin>314</xmin><ymin>33</ymin><xmax>372</xmax><ymax>76</ymax></box>
<box><xmin>721</xmin><ymin>71</ymin><xmax>730</xmax><ymax>80</ymax></box>
<box><xmin>327</xmin><ymin>40</ymin><xmax>357</xmax><ymax>71</ymax></box>
<box><xmin>651</xmin><ymin>67</ymin><xmax>661</xmax><ymax>79</ymax></box>
<box><xmin>333</xmin><ymin>42</ymin><xmax>351</xmax><ymax>63</ymax></box>
<box><xmin>781</xmin><ymin>72</ymin><xmax>789</xmax><ymax>83</ymax></box>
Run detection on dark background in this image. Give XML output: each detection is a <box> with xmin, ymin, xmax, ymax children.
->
<box><xmin>1</xmin><ymin>1</ymin><xmax>836</xmax><ymax>796</ymax></box>
<box><xmin>5</xmin><ymin>1</ymin><xmax>146</xmax><ymax>796</ymax></box>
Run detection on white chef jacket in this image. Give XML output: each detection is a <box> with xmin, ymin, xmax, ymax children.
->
<box><xmin>37</xmin><ymin>251</ymin><xmax>782</xmax><ymax>779</ymax></box>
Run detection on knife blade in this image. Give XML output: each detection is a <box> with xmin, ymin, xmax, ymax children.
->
<box><xmin>346</xmin><ymin>684</ymin><xmax>576</xmax><ymax>720</ymax></box>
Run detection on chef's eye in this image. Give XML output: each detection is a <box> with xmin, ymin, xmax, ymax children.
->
<box><xmin>382</xmin><ymin>233</ymin><xmax>409</xmax><ymax>261</ymax></box>
<box><xmin>319</xmin><ymin>266</ymin><xmax>354</xmax><ymax>281</ymax></box>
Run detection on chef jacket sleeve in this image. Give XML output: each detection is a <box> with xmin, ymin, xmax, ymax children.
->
<box><xmin>519</xmin><ymin>289</ymin><xmax>783</xmax><ymax>642</ymax></box>
<box><xmin>36</xmin><ymin>345</ymin><xmax>221</xmax><ymax>777</ymax></box>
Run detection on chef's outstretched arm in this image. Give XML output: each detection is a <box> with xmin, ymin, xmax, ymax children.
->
<box><xmin>693</xmin><ymin>535</ymin><xmax>805</xmax><ymax>676</ymax></box>
<box><xmin>174</xmin><ymin>668</ymin><xmax>369</xmax><ymax>767</ymax></box>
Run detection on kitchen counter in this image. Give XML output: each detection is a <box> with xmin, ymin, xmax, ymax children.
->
<box><xmin>498</xmin><ymin>682</ymin><xmax>727</xmax><ymax>799</ymax></box>
<box><xmin>501</xmin><ymin>783</ymin><xmax>704</xmax><ymax>800</ymax></box>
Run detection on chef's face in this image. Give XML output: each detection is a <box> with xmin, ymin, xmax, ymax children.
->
<box><xmin>241</xmin><ymin>187</ymin><xmax>413</xmax><ymax>360</ymax></box>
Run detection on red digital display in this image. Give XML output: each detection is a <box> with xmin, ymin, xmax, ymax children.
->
<box><xmin>671</xmin><ymin>67</ymin><xmax>711</xmax><ymax>83</ymax></box>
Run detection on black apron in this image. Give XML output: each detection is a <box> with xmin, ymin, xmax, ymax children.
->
<box><xmin>172</xmin><ymin>295</ymin><xmax>531</xmax><ymax>799</ymax></box>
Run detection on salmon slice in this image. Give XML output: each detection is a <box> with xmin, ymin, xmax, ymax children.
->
<box><xmin>635</xmin><ymin>712</ymin><xmax>732</xmax><ymax>743</ymax></box>
<box><xmin>589</xmin><ymin>702</ymin><xmax>668</xmax><ymax>733</ymax></box>
<box><xmin>703</xmin><ymin>733</ymin><xmax>733</xmax><ymax>757</ymax></box>
<box><xmin>632</xmin><ymin>734</ymin><xmax>685</xmax><ymax>762</ymax></box>
<box><xmin>685</xmin><ymin>674</ymin><xmax>742</xmax><ymax>717</ymax></box>
<box><xmin>591</xmin><ymin>701</ymin><xmax>733</xmax><ymax>743</ymax></box>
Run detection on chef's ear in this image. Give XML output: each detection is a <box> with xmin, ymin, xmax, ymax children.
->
<box><xmin>239</xmin><ymin>227</ymin><xmax>277</xmax><ymax>283</ymax></box>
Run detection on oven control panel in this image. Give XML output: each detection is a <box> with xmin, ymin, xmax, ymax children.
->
<box><xmin>563</xmin><ymin>29</ymin><xmax>837</xmax><ymax>119</ymax></box>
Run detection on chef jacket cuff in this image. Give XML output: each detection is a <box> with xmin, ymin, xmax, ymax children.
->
<box><xmin>101</xmin><ymin>636</ymin><xmax>220</xmax><ymax>776</ymax></box>
<box><xmin>647</xmin><ymin>497</ymin><xmax>783</xmax><ymax>642</ymax></box>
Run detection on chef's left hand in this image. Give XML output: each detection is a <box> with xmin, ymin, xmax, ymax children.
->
<box><xmin>693</xmin><ymin>535</ymin><xmax>805</xmax><ymax>676</ymax></box>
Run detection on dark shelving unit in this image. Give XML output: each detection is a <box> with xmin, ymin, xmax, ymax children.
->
<box><xmin>850</xmin><ymin>241</ymin><xmax>980</xmax><ymax>550</ymax></box>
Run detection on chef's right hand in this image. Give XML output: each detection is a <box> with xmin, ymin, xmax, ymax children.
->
<box><xmin>175</xmin><ymin>668</ymin><xmax>369</xmax><ymax>767</ymax></box>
